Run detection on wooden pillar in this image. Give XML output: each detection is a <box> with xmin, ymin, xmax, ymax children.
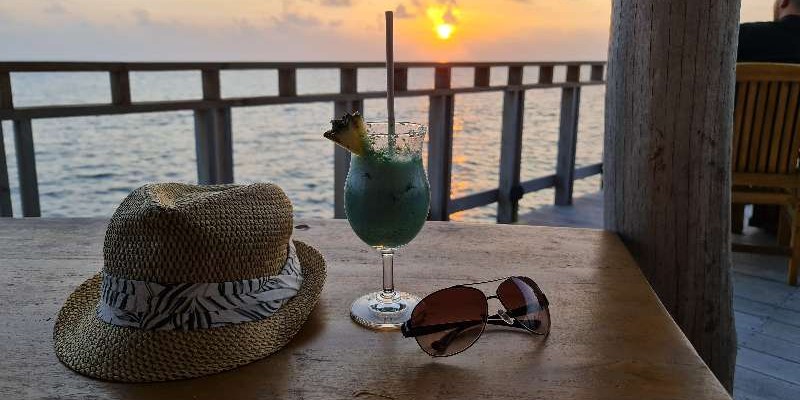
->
<box><xmin>554</xmin><ymin>65</ymin><xmax>582</xmax><ymax>205</ymax></box>
<box><xmin>428</xmin><ymin>66</ymin><xmax>454</xmax><ymax>221</ymax></box>
<box><xmin>333</xmin><ymin>67</ymin><xmax>363</xmax><ymax>219</ymax></box>
<box><xmin>497</xmin><ymin>66</ymin><xmax>525</xmax><ymax>223</ymax></box>
<box><xmin>0</xmin><ymin>123</ymin><xmax>12</xmax><ymax>217</ymax></box>
<box><xmin>604</xmin><ymin>0</ymin><xmax>739</xmax><ymax>391</ymax></box>
<box><xmin>13</xmin><ymin>118</ymin><xmax>40</xmax><ymax>217</ymax></box>
<box><xmin>194</xmin><ymin>69</ymin><xmax>233</xmax><ymax>184</ymax></box>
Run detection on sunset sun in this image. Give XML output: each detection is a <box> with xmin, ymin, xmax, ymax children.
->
<box><xmin>427</xmin><ymin>5</ymin><xmax>460</xmax><ymax>40</ymax></box>
<box><xmin>436</xmin><ymin>23</ymin><xmax>454</xmax><ymax>40</ymax></box>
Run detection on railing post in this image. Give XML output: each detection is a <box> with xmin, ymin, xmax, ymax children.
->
<box><xmin>538</xmin><ymin>66</ymin><xmax>554</xmax><ymax>84</ymax></box>
<box><xmin>109</xmin><ymin>70</ymin><xmax>131</xmax><ymax>105</ymax></box>
<box><xmin>213</xmin><ymin>108</ymin><xmax>233</xmax><ymax>184</ymax></box>
<box><xmin>278</xmin><ymin>68</ymin><xmax>297</xmax><ymax>97</ymax></box>
<box><xmin>474</xmin><ymin>67</ymin><xmax>491</xmax><ymax>87</ymax></box>
<box><xmin>13</xmin><ymin>118</ymin><xmax>40</xmax><ymax>217</ymax></box>
<box><xmin>333</xmin><ymin>67</ymin><xmax>363</xmax><ymax>219</ymax></box>
<box><xmin>428</xmin><ymin>66</ymin><xmax>454</xmax><ymax>221</ymax></box>
<box><xmin>194</xmin><ymin>108</ymin><xmax>233</xmax><ymax>184</ymax></box>
<box><xmin>194</xmin><ymin>69</ymin><xmax>233</xmax><ymax>184</ymax></box>
<box><xmin>590</xmin><ymin>64</ymin><xmax>605</xmax><ymax>82</ymax></box>
<box><xmin>0</xmin><ymin>123</ymin><xmax>12</xmax><ymax>217</ymax></box>
<box><xmin>497</xmin><ymin>66</ymin><xmax>525</xmax><ymax>223</ymax></box>
<box><xmin>394</xmin><ymin>67</ymin><xmax>408</xmax><ymax>92</ymax></box>
<box><xmin>201</xmin><ymin>69</ymin><xmax>221</xmax><ymax>100</ymax></box>
<box><xmin>0</xmin><ymin>70</ymin><xmax>12</xmax><ymax>217</ymax></box>
<box><xmin>0</xmin><ymin>71</ymin><xmax>13</xmax><ymax>110</ymax></box>
<box><xmin>554</xmin><ymin>65</ymin><xmax>582</xmax><ymax>205</ymax></box>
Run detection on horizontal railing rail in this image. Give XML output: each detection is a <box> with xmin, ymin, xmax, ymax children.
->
<box><xmin>0</xmin><ymin>61</ymin><xmax>602</xmax><ymax>72</ymax></box>
<box><xmin>0</xmin><ymin>61</ymin><xmax>605</xmax><ymax>222</ymax></box>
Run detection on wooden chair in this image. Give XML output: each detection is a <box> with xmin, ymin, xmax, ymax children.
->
<box><xmin>732</xmin><ymin>63</ymin><xmax>800</xmax><ymax>286</ymax></box>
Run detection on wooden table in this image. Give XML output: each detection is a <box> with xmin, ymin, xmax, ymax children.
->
<box><xmin>0</xmin><ymin>219</ymin><xmax>731</xmax><ymax>400</ymax></box>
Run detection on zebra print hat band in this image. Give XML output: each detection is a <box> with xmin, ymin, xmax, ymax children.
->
<box><xmin>97</xmin><ymin>240</ymin><xmax>303</xmax><ymax>331</ymax></box>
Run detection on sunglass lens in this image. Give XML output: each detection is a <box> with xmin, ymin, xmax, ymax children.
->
<box><xmin>497</xmin><ymin>276</ymin><xmax>550</xmax><ymax>335</ymax></box>
<box><xmin>409</xmin><ymin>286</ymin><xmax>487</xmax><ymax>356</ymax></box>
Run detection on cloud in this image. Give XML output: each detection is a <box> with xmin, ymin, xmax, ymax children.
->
<box><xmin>271</xmin><ymin>11</ymin><xmax>322</xmax><ymax>29</ymax></box>
<box><xmin>0</xmin><ymin>9</ymin><xmax>379</xmax><ymax>62</ymax></box>
<box><xmin>43</xmin><ymin>1</ymin><xmax>67</xmax><ymax>15</ymax></box>
<box><xmin>424</xmin><ymin>1</ymin><xmax>459</xmax><ymax>26</ymax></box>
<box><xmin>320</xmin><ymin>0</ymin><xmax>351</xmax><ymax>6</ymax></box>
<box><xmin>132</xmin><ymin>9</ymin><xmax>152</xmax><ymax>26</ymax></box>
<box><xmin>395</xmin><ymin>4</ymin><xmax>414</xmax><ymax>19</ymax></box>
<box><xmin>442</xmin><ymin>6</ymin><xmax>457</xmax><ymax>24</ymax></box>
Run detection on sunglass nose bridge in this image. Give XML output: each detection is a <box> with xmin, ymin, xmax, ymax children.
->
<box><xmin>497</xmin><ymin>309</ymin><xmax>515</xmax><ymax>325</ymax></box>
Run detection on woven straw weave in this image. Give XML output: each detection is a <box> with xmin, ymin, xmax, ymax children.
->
<box><xmin>53</xmin><ymin>183</ymin><xmax>326</xmax><ymax>382</ymax></box>
<box><xmin>103</xmin><ymin>183</ymin><xmax>294</xmax><ymax>283</ymax></box>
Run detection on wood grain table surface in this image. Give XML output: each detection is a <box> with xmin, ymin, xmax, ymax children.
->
<box><xmin>0</xmin><ymin>218</ymin><xmax>732</xmax><ymax>400</ymax></box>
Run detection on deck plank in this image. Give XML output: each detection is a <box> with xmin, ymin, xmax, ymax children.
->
<box><xmin>735</xmin><ymin>311</ymin><xmax>766</xmax><ymax>336</ymax></box>
<box><xmin>783</xmin><ymin>292</ymin><xmax>800</xmax><ymax>312</ymax></box>
<box><xmin>742</xmin><ymin>333</ymin><xmax>800</xmax><ymax>364</ymax></box>
<box><xmin>737</xmin><ymin>348</ymin><xmax>800</xmax><ymax>385</ymax></box>
<box><xmin>733</xmin><ymin>274</ymin><xmax>796</xmax><ymax>306</ymax></box>
<box><xmin>761</xmin><ymin>320</ymin><xmax>800</xmax><ymax>344</ymax></box>
<box><xmin>733</xmin><ymin>296</ymin><xmax>781</xmax><ymax>318</ymax></box>
<box><xmin>734</xmin><ymin>390</ymin><xmax>772</xmax><ymax>400</ymax></box>
<box><xmin>766</xmin><ymin>306</ymin><xmax>800</xmax><ymax>328</ymax></box>
<box><xmin>734</xmin><ymin>366</ymin><xmax>800</xmax><ymax>400</ymax></box>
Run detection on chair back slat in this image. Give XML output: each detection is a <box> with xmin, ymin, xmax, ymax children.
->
<box><xmin>736</xmin><ymin>81</ymin><xmax>758</xmax><ymax>170</ymax></box>
<box><xmin>757</xmin><ymin>82</ymin><xmax>779</xmax><ymax>172</ymax></box>
<box><xmin>734</xmin><ymin>63</ymin><xmax>800</xmax><ymax>174</ymax></box>
<box><xmin>767</xmin><ymin>83</ymin><xmax>790</xmax><ymax>172</ymax></box>
<box><xmin>747</xmin><ymin>81</ymin><xmax>770</xmax><ymax>172</ymax></box>
<box><xmin>783</xmin><ymin>83</ymin><xmax>800</xmax><ymax>173</ymax></box>
<box><xmin>733</xmin><ymin>82</ymin><xmax>746</xmax><ymax>170</ymax></box>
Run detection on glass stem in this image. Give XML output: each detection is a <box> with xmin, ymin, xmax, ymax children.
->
<box><xmin>380</xmin><ymin>249</ymin><xmax>395</xmax><ymax>300</ymax></box>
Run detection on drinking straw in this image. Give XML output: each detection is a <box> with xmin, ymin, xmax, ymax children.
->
<box><xmin>385</xmin><ymin>11</ymin><xmax>396</xmax><ymax>148</ymax></box>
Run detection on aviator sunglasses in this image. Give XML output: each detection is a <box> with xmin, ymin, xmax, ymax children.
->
<box><xmin>401</xmin><ymin>276</ymin><xmax>551</xmax><ymax>357</ymax></box>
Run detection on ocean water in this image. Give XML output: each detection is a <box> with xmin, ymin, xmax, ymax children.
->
<box><xmin>0</xmin><ymin>66</ymin><xmax>604</xmax><ymax>222</ymax></box>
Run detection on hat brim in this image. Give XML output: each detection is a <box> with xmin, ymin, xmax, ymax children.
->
<box><xmin>53</xmin><ymin>240</ymin><xmax>326</xmax><ymax>382</ymax></box>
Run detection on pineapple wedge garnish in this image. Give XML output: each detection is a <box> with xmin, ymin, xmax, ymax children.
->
<box><xmin>324</xmin><ymin>112</ymin><xmax>367</xmax><ymax>156</ymax></box>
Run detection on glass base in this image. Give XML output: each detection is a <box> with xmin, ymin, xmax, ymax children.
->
<box><xmin>350</xmin><ymin>291</ymin><xmax>421</xmax><ymax>330</ymax></box>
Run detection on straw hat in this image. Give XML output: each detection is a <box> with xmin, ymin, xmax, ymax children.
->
<box><xmin>53</xmin><ymin>183</ymin><xmax>326</xmax><ymax>382</ymax></box>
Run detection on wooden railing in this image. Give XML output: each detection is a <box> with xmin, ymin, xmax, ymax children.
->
<box><xmin>0</xmin><ymin>61</ymin><xmax>605</xmax><ymax>222</ymax></box>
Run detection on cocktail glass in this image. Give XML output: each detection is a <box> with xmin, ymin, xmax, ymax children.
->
<box><xmin>346</xmin><ymin>122</ymin><xmax>430</xmax><ymax>330</ymax></box>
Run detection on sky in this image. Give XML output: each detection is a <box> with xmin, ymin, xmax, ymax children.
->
<box><xmin>0</xmin><ymin>0</ymin><xmax>775</xmax><ymax>61</ymax></box>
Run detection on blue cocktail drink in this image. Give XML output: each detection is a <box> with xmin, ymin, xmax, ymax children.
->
<box><xmin>345</xmin><ymin>152</ymin><xmax>429</xmax><ymax>249</ymax></box>
<box><xmin>344</xmin><ymin>122</ymin><xmax>430</xmax><ymax>329</ymax></box>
